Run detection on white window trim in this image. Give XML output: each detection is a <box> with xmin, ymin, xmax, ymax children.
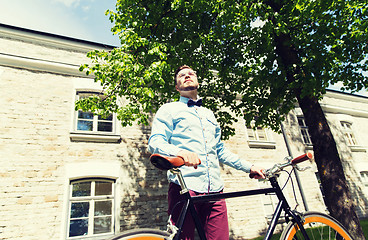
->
<box><xmin>69</xmin><ymin>131</ymin><xmax>121</xmax><ymax>143</ymax></box>
<box><xmin>258</xmin><ymin>177</ymin><xmax>287</xmax><ymax>223</ymax></box>
<box><xmin>70</xmin><ymin>88</ymin><xmax>121</xmax><ymax>143</ymax></box>
<box><xmin>349</xmin><ymin>145</ymin><xmax>367</xmax><ymax>152</ymax></box>
<box><xmin>340</xmin><ymin>121</ymin><xmax>357</xmax><ymax>145</ymax></box>
<box><xmin>248</xmin><ymin>139</ymin><xmax>276</xmax><ymax>149</ymax></box>
<box><xmin>67</xmin><ymin>179</ymin><xmax>115</xmax><ymax>239</ymax></box>
<box><xmin>297</xmin><ymin>116</ymin><xmax>313</xmax><ymax>146</ymax></box>
<box><xmin>360</xmin><ymin>171</ymin><xmax>368</xmax><ymax>200</ymax></box>
<box><xmin>336</xmin><ymin>116</ymin><xmax>366</xmax><ymax>152</ymax></box>
<box><xmin>61</xmin><ymin>162</ymin><xmax>121</xmax><ymax>240</ymax></box>
<box><xmin>360</xmin><ymin>171</ymin><xmax>368</xmax><ymax>186</ymax></box>
<box><xmin>245</xmin><ymin>123</ymin><xmax>276</xmax><ymax>149</ymax></box>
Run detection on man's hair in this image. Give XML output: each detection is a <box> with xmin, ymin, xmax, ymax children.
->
<box><xmin>174</xmin><ymin>65</ymin><xmax>192</xmax><ymax>85</ymax></box>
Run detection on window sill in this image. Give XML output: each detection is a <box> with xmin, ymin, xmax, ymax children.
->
<box><xmin>349</xmin><ymin>145</ymin><xmax>367</xmax><ymax>152</ymax></box>
<box><xmin>70</xmin><ymin>132</ymin><xmax>121</xmax><ymax>143</ymax></box>
<box><xmin>305</xmin><ymin>144</ymin><xmax>313</xmax><ymax>150</ymax></box>
<box><xmin>248</xmin><ymin>140</ymin><xmax>276</xmax><ymax>149</ymax></box>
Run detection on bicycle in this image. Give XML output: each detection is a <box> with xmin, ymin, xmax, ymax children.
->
<box><xmin>108</xmin><ymin>153</ymin><xmax>353</xmax><ymax>240</ymax></box>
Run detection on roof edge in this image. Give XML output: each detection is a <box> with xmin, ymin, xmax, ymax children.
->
<box><xmin>0</xmin><ymin>23</ymin><xmax>117</xmax><ymax>52</ymax></box>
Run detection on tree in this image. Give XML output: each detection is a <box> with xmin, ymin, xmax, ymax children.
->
<box><xmin>78</xmin><ymin>0</ymin><xmax>368</xmax><ymax>238</ymax></box>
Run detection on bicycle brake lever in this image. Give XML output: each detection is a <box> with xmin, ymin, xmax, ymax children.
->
<box><xmin>294</xmin><ymin>165</ymin><xmax>311</xmax><ymax>172</ymax></box>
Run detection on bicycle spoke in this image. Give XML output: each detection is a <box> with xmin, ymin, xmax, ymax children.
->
<box><xmin>281</xmin><ymin>212</ymin><xmax>353</xmax><ymax>240</ymax></box>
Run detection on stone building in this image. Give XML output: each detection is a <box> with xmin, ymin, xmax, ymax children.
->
<box><xmin>0</xmin><ymin>23</ymin><xmax>367</xmax><ymax>240</ymax></box>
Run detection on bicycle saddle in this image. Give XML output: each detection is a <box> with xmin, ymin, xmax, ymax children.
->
<box><xmin>150</xmin><ymin>154</ymin><xmax>185</xmax><ymax>170</ymax></box>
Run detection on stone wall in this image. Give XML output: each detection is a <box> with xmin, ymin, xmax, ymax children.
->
<box><xmin>1</xmin><ymin>25</ymin><xmax>367</xmax><ymax>240</ymax></box>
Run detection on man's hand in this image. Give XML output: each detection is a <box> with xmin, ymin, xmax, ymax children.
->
<box><xmin>177</xmin><ymin>150</ymin><xmax>201</xmax><ymax>168</ymax></box>
<box><xmin>250</xmin><ymin>166</ymin><xmax>266</xmax><ymax>179</ymax></box>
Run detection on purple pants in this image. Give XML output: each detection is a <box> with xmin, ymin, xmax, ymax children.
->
<box><xmin>168</xmin><ymin>183</ymin><xmax>229</xmax><ymax>240</ymax></box>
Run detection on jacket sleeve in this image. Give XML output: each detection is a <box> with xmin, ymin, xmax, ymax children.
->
<box><xmin>216</xmin><ymin>140</ymin><xmax>253</xmax><ymax>173</ymax></box>
<box><xmin>212</xmin><ymin>113</ymin><xmax>253</xmax><ymax>172</ymax></box>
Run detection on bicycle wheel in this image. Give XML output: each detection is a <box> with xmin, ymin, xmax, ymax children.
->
<box><xmin>107</xmin><ymin>228</ymin><xmax>170</xmax><ymax>240</ymax></box>
<box><xmin>280</xmin><ymin>211</ymin><xmax>353</xmax><ymax>240</ymax></box>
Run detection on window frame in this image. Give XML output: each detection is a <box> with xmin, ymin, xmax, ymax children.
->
<box><xmin>360</xmin><ymin>171</ymin><xmax>368</xmax><ymax>190</ymax></box>
<box><xmin>246</xmin><ymin>122</ymin><xmax>276</xmax><ymax>149</ymax></box>
<box><xmin>297</xmin><ymin>116</ymin><xmax>312</xmax><ymax>145</ymax></box>
<box><xmin>340</xmin><ymin>121</ymin><xmax>358</xmax><ymax>146</ymax></box>
<box><xmin>247</xmin><ymin>126</ymin><xmax>268</xmax><ymax>142</ymax></box>
<box><xmin>67</xmin><ymin>178</ymin><xmax>115</xmax><ymax>239</ymax></box>
<box><xmin>258</xmin><ymin>178</ymin><xmax>286</xmax><ymax>223</ymax></box>
<box><xmin>74</xmin><ymin>91</ymin><xmax>115</xmax><ymax>133</ymax></box>
<box><xmin>76</xmin><ymin>110</ymin><xmax>114</xmax><ymax>133</ymax></box>
<box><xmin>70</xmin><ymin>90</ymin><xmax>121</xmax><ymax>143</ymax></box>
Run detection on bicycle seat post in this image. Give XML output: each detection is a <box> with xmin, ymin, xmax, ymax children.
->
<box><xmin>170</xmin><ymin>168</ymin><xmax>189</xmax><ymax>195</ymax></box>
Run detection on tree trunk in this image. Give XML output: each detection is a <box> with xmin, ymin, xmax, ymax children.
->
<box><xmin>274</xmin><ymin>32</ymin><xmax>365</xmax><ymax>239</ymax></box>
<box><xmin>265</xmin><ymin>0</ymin><xmax>364</xmax><ymax>237</ymax></box>
<box><xmin>297</xmin><ymin>93</ymin><xmax>364</xmax><ymax>239</ymax></box>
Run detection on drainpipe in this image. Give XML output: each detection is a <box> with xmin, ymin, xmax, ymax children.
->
<box><xmin>280</xmin><ymin>120</ymin><xmax>309</xmax><ymax>211</ymax></box>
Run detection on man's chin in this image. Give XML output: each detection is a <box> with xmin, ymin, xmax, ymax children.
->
<box><xmin>178</xmin><ymin>86</ymin><xmax>198</xmax><ymax>91</ymax></box>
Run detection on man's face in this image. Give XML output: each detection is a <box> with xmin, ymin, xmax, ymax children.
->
<box><xmin>175</xmin><ymin>68</ymin><xmax>199</xmax><ymax>92</ymax></box>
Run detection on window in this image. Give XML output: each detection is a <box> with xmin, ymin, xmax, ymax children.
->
<box><xmin>297</xmin><ymin>117</ymin><xmax>312</xmax><ymax>145</ymax></box>
<box><xmin>340</xmin><ymin>121</ymin><xmax>357</xmax><ymax>146</ymax></box>
<box><xmin>75</xmin><ymin>92</ymin><xmax>113</xmax><ymax>133</ymax></box>
<box><xmin>67</xmin><ymin>179</ymin><xmax>115</xmax><ymax>239</ymax></box>
<box><xmin>315</xmin><ymin>172</ymin><xmax>327</xmax><ymax>206</ymax></box>
<box><xmin>360</xmin><ymin>171</ymin><xmax>368</xmax><ymax>195</ymax></box>
<box><xmin>246</xmin><ymin>122</ymin><xmax>276</xmax><ymax>148</ymax></box>
<box><xmin>258</xmin><ymin>180</ymin><xmax>284</xmax><ymax>223</ymax></box>
<box><xmin>70</xmin><ymin>91</ymin><xmax>121</xmax><ymax>142</ymax></box>
<box><xmin>247</xmin><ymin>126</ymin><xmax>267</xmax><ymax>141</ymax></box>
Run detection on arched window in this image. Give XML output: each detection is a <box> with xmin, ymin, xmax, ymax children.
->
<box><xmin>67</xmin><ymin>178</ymin><xmax>115</xmax><ymax>239</ymax></box>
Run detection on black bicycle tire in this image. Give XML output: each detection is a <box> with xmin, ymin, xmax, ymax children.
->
<box><xmin>280</xmin><ymin>211</ymin><xmax>353</xmax><ymax>240</ymax></box>
<box><xmin>106</xmin><ymin>228</ymin><xmax>170</xmax><ymax>240</ymax></box>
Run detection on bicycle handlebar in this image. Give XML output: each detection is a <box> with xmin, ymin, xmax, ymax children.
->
<box><xmin>249</xmin><ymin>152</ymin><xmax>313</xmax><ymax>179</ymax></box>
<box><xmin>291</xmin><ymin>152</ymin><xmax>313</xmax><ymax>164</ymax></box>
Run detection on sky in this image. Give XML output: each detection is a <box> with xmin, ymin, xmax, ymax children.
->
<box><xmin>0</xmin><ymin>0</ymin><xmax>367</xmax><ymax>96</ymax></box>
<box><xmin>0</xmin><ymin>0</ymin><xmax>120</xmax><ymax>46</ymax></box>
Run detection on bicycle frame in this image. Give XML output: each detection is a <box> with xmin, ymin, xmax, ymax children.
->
<box><xmin>171</xmin><ymin>170</ymin><xmax>310</xmax><ymax>240</ymax></box>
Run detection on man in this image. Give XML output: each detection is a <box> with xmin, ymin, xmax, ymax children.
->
<box><xmin>148</xmin><ymin>65</ymin><xmax>264</xmax><ymax>239</ymax></box>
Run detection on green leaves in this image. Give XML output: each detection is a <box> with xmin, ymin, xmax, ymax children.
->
<box><xmin>79</xmin><ymin>0</ymin><xmax>368</xmax><ymax>139</ymax></box>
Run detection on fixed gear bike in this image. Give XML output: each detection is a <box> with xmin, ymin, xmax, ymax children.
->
<box><xmin>108</xmin><ymin>153</ymin><xmax>353</xmax><ymax>240</ymax></box>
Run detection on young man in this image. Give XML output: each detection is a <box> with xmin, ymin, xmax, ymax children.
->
<box><xmin>148</xmin><ymin>65</ymin><xmax>265</xmax><ymax>239</ymax></box>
